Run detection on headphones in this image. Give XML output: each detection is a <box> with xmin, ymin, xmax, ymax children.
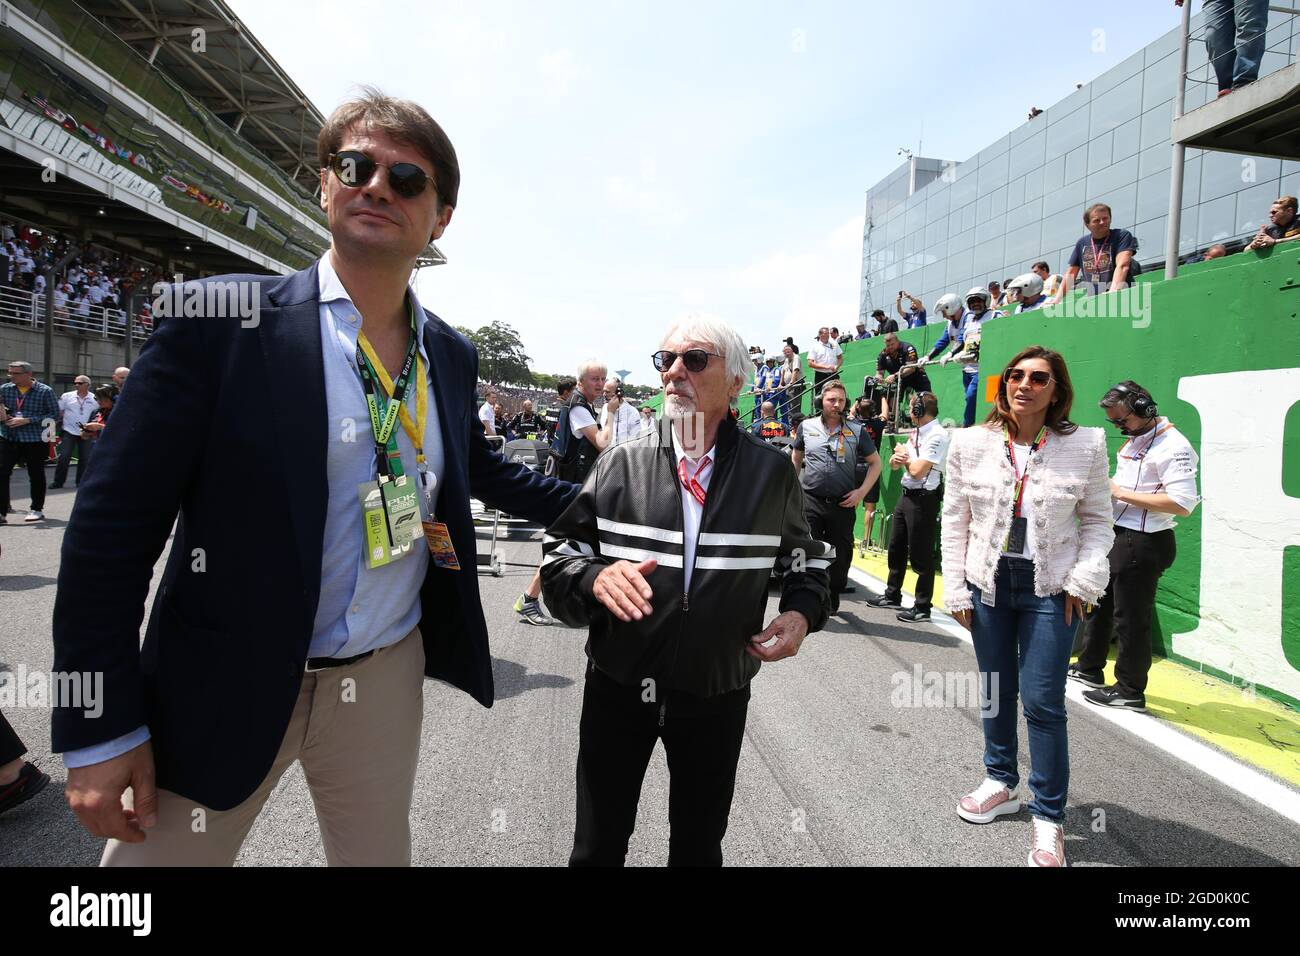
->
<box><xmin>911</xmin><ymin>392</ymin><xmax>933</xmax><ymax>420</ymax></box>
<box><xmin>1112</xmin><ymin>383</ymin><xmax>1157</xmax><ymax>419</ymax></box>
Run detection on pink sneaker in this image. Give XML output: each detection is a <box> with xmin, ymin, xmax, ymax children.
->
<box><xmin>1028</xmin><ymin>817</ymin><xmax>1066</xmax><ymax>867</ymax></box>
<box><xmin>957</xmin><ymin>778</ymin><xmax>1021</xmax><ymax>823</ymax></box>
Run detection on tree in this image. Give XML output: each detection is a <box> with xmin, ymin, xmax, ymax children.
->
<box><xmin>459</xmin><ymin>321</ymin><xmax>533</xmax><ymax>385</ymax></box>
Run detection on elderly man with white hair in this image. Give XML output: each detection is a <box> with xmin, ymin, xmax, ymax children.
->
<box><xmin>542</xmin><ymin>314</ymin><xmax>834</xmax><ymax>866</ymax></box>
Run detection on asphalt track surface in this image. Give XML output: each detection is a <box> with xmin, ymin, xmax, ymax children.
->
<box><xmin>2</xmin><ymin>474</ymin><xmax>1299</xmax><ymax>867</ymax></box>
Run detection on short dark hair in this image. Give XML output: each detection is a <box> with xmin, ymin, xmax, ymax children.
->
<box><xmin>1032</xmin><ymin>261</ymin><xmax>1051</xmax><ymax>273</ymax></box>
<box><xmin>1099</xmin><ymin>380</ymin><xmax>1154</xmax><ymax>416</ymax></box>
<box><xmin>914</xmin><ymin>390</ymin><xmax>939</xmax><ymax>417</ymax></box>
<box><xmin>1084</xmin><ymin>202</ymin><xmax>1112</xmax><ymax>224</ymax></box>
<box><xmin>556</xmin><ymin>377</ymin><xmax>576</xmax><ymax>397</ymax></box>
<box><xmin>319</xmin><ymin>86</ymin><xmax>460</xmax><ymax>209</ymax></box>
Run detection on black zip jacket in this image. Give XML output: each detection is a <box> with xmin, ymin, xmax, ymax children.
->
<box><xmin>541</xmin><ymin>416</ymin><xmax>833</xmax><ymax>698</ymax></box>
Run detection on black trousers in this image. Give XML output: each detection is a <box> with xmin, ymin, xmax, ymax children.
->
<box><xmin>1075</xmin><ymin>527</ymin><xmax>1177</xmax><ymax>695</ymax></box>
<box><xmin>804</xmin><ymin>491</ymin><xmax>856</xmax><ymax>612</ymax></box>
<box><xmin>0</xmin><ymin>712</ymin><xmax>26</xmax><ymax>766</ymax></box>
<box><xmin>571</xmin><ymin>663</ymin><xmax>750</xmax><ymax>867</ymax></box>
<box><xmin>54</xmin><ymin>428</ymin><xmax>90</xmax><ymax>486</ymax></box>
<box><xmin>885</xmin><ymin>488</ymin><xmax>941</xmax><ymax>612</ymax></box>
<box><xmin>0</xmin><ymin>440</ymin><xmax>47</xmax><ymax>514</ymax></box>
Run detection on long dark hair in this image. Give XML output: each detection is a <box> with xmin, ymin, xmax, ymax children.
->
<box><xmin>984</xmin><ymin>345</ymin><xmax>1078</xmax><ymax>436</ymax></box>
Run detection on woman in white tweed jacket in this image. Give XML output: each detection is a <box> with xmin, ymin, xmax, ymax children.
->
<box><xmin>941</xmin><ymin>345</ymin><xmax>1113</xmax><ymax>868</ymax></box>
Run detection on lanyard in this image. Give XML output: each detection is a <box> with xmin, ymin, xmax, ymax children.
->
<box><xmin>355</xmin><ymin>298</ymin><xmax>425</xmax><ymax>478</ymax></box>
<box><xmin>1089</xmin><ymin>234</ymin><xmax>1108</xmax><ymax>278</ymax></box>
<box><xmin>1003</xmin><ymin>425</ymin><xmax>1048</xmax><ymax>519</ymax></box>
<box><xmin>13</xmin><ymin>387</ymin><xmax>29</xmax><ymax>412</ymax></box>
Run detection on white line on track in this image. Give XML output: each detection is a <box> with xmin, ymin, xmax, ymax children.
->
<box><xmin>846</xmin><ymin>564</ymin><xmax>1300</xmax><ymax>828</ymax></box>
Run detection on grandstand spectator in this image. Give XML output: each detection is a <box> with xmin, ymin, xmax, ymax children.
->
<box><xmin>751</xmin><ymin>401</ymin><xmax>787</xmax><ymax>438</ymax></box>
<box><xmin>875</xmin><ymin>332</ymin><xmax>931</xmax><ymax>429</ymax></box>
<box><xmin>941</xmin><ymin>346</ymin><xmax>1113</xmax><ymax>868</ymax></box>
<box><xmin>1056</xmin><ymin>203</ymin><xmax>1137</xmax><ymax>299</ymax></box>
<box><xmin>1032</xmin><ymin>261</ymin><xmax>1063</xmax><ymax>298</ymax></box>
<box><xmin>778</xmin><ymin>341</ymin><xmax>803</xmax><ymax>424</ymax></box>
<box><xmin>759</xmin><ymin>355</ymin><xmax>781</xmax><ymax>419</ymax></box>
<box><xmin>854</xmin><ymin>320</ymin><xmax>870</xmax><ymax>341</ymax></box>
<box><xmin>1004</xmin><ymin>273</ymin><xmax>1049</xmax><ymax>313</ymax></box>
<box><xmin>478</xmin><ymin>388</ymin><xmax>498</xmax><ymax>437</ymax></box>
<box><xmin>869</xmin><ymin>308</ymin><xmax>899</xmax><ymax>336</ymax></box>
<box><xmin>747</xmin><ymin>352</ymin><xmax>765</xmax><ymax>422</ymax></box>
<box><xmin>896</xmin><ymin>291</ymin><xmax>927</xmax><ymax>329</ymax></box>
<box><xmin>931</xmin><ymin>287</ymin><xmax>997</xmax><ymax>428</ymax></box>
<box><xmin>1</xmin><ymin>360</ymin><xmax>57</xmax><ymax>523</ymax></box>
<box><xmin>1177</xmin><ymin>0</ymin><xmax>1268</xmax><ymax>96</ymax></box>
<box><xmin>52</xmin><ymin>374</ymin><xmax>96</xmax><ymax>489</ymax></box>
<box><xmin>807</xmin><ymin>327</ymin><xmax>842</xmax><ymax>412</ymax></box>
<box><xmin>1202</xmin><ymin>243</ymin><xmax>1228</xmax><ymax>260</ymax></box>
<box><xmin>792</xmin><ymin>379</ymin><xmax>882</xmax><ymax>610</ymax></box>
<box><xmin>599</xmin><ymin>376</ymin><xmax>641</xmax><ymax>446</ymax></box>
<box><xmin>1246</xmin><ymin>196</ymin><xmax>1300</xmax><ymax>251</ymax></box>
<box><xmin>987</xmin><ymin>280</ymin><xmax>1006</xmax><ymax>308</ymax></box>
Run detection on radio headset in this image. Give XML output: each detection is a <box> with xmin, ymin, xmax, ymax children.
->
<box><xmin>1112</xmin><ymin>383</ymin><xmax>1157</xmax><ymax>420</ymax></box>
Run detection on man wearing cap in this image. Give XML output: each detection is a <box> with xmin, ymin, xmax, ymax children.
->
<box><xmin>854</xmin><ymin>321</ymin><xmax>871</xmax><ymax>341</ymax></box>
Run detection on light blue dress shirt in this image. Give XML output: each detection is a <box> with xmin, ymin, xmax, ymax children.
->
<box><xmin>64</xmin><ymin>255</ymin><xmax>446</xmax><ymax>768</ymax></box>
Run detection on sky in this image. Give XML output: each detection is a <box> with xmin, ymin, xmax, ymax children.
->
<box><xmin>229</xmin><ymin>0</ymin><xmax>1183</xmax><ymax>384</ymax></box>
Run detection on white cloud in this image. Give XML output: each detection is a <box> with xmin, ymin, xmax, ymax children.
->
<box><xmin>604</xmin><ymin>158</ymin><xmax>689</xmax><ymax>227</ymax></box>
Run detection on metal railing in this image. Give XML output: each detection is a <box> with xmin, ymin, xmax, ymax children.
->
<box><xmin>1166</xmin><ymin>2</ymin><xmax>1299</xmax><ymax>278</ymax></box>
<box><xmin>0</xmin><ymin>283</ymin><xmax>152</xmax><ymax>342</ymax></box>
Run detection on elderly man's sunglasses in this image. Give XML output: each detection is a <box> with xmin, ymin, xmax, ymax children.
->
<box><xmin>328</xmin><ymin>150</ymin><xmax>434</xmax><ymax>199</ymax></box>
<box><xmin>651</xmin><ymin>349</ymin><xmax>723</xmax><ymax>373</ymax></box>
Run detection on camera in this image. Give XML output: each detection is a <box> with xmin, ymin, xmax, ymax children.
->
<box><xmin>615</xmin><ymin>383</ymin><xmax>624</xmax><ymax>399</ymax></box>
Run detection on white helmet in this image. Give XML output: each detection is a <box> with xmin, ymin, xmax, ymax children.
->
<box><xmin>965</xmin><ymin>286</ymin><xmax>991</xmax><ymax>311</ymax></box>
<box><xmin>1006</xmin><ymin>272</ymin><xmax>1044</xmax><ymax>299</ymax></box>
<box><xmin>935</xmin><ymin>293</ymin><xmax>963</xmax><ymax>319</ymax></box>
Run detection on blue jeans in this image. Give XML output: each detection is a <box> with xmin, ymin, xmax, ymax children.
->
<box><xmin>969</xmin><ymin>557</ymin><xmax>1080</xmax><ymax>823</ymax></box>
<box><xmin>1205</xmin><ymin>0</ymin><xmax>1269</xmax><ymax>91</ymax></box>
<box><xmin>963</xmin><ymin>370</ymin><xmax>978</xmax><ymax>427</ymax></box>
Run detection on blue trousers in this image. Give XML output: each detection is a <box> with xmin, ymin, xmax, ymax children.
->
<box><xmin>969</xmin><ymin>557</ymin><xmax>1080</xmax><ymax>823</ymax></box>
<box><xmin>963</xmin><ymin>371</ymin><xmax>978</xmax><ymax>427</ymax></box>
<box><xmin>1205</xmin><ymin>0</ymin><xmax>1269</xmax><ymax>91</ymax></box>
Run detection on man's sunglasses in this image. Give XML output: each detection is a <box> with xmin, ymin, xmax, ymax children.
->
<box><xmin>651</xmin><ymin>349</ymin><xmax>723</xmax><ymax>373</ymax></box>
<box><xmin>1004</xmin><ymin>368</ymin><xmax>1054</xmax><ymax>389</ymax></box>
<box><xmin>328</xmin><ymin>150</ymin><xmax>435</xmax><ymax>199</ymax></box>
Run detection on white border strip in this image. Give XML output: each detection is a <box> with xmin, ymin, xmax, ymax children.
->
<box><xmin>699</xmin><ymin>532</ymin><xmax>781</xmax><ymax>547</ymax></box>
<box><xmin>846</xmin><ymin>564</ymin><xmax>1300</xmax><ymax>827</ymax></box>
<box><xmin>597</xmin><ymin>517</ymin><xmax>683</xmax><ymax>544</ymax></box>
<box><xmin>602</xmin><ymin>543</ymin><xmax>684</xmax><ymax>567</ymax></box>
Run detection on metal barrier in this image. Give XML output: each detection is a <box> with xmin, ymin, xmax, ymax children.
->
<box><xmin>0</xmin><ymin>283</ymin><xmax>152</xmax><ymax>342</ymax></box>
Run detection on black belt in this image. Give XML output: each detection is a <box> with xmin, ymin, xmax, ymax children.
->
<box><xmin>902</xmin><ymin>486</ymin><xmax>940</xmax><ymax>498</ymax></box>
<box><xmin>805</xmin><ymin>491</ymin><xmax>851</xmax><ymax>504</ymax></box>
<box><xmin>305</xmin><ymin>649</ymin><xmax>374</xmax><ymax>673</ymax></box>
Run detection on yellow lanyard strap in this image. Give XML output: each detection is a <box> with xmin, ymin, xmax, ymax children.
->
<box><xmin>356</xmin><ymin>331</ymin><xmax>428</xmax><ymax>465</ymax></box>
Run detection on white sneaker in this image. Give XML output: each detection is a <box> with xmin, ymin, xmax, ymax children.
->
<box><xmin>1027</xmin><ymin>817</ymin><xmax>1066</xmax><ymax>867</ymax></box>
<box><xmin>956</xmin><ymin>777</ymin><xmax>1021</xmax><ymax>824</ymax></box>
<box><xmin>24</xmin><ymin>510</ymin><xmax>43</xmax><ymax>522</ymax></box>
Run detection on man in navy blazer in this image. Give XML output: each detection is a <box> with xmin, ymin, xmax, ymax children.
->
<box><xmin>52</xmin><ymin>89</ymin><xmax>575</xmax><ymax>865</ymax></box>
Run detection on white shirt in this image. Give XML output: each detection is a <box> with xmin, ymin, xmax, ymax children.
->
<box><xmin>808</xmin><ymin>339</ymin><xmax>842</xmax><ymax>372</ymax></box>
<box><xmin>902</xmin><ymin>419</ymin><xmax>950</xmax><ymax>491</ymax></box>
<box><xmin>1004</xmin><ymin>442</ymin><xmax>1037</xmax><ymax>559</ymax></box>
<box><xmin>599</xmin><ymin>400</ymin><xmax>642</xmax><ymax>446</ymax></box>
<box><xmin>478</xmin><ymin>400</ymin><xmax>496</xmax><ymax>432</ymax></box>
<box><xmin>58</xmin><ymin>389</ymin><xmax>97</xmax><ymax>434</ymax></box>
<box><xmin>669</xmin><ymin>428</ymin><xmax>716</xmax><ymax>592</ymax></box>
<box><xmin>86</xmin><ymin>285</ymin><xmax>106</xmax><ymax>305</ymax></box>
<box><xmin>1112</xmin><ymin>418</ymin><xmax>1199</xmax><ymax>532</ymax></box>
<box><xmin>569</xmin><ymin>402</ymin><xmax>596</xmax><ymax>437</ymax></box>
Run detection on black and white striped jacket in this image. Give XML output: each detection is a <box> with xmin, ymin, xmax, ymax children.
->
<box><xmin>541</xmin><ymin>416</ymin><xmax>833</xmax><ymax>699</ymax></box>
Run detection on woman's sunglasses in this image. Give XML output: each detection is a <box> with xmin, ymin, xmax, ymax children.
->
<box><xmin>1004</xmin><ymin>368</ymin><xmax>1054</xmax><ymax>389</ymax></box>
<box><xmin>328</xmin><ymin>150</ymin><xmax>435</xmax><ymax>199</ymax></box>
<box><xmin>651</xmin><ymin>349</ymin><xmax>723</xmax><ymax>373</ymax></box>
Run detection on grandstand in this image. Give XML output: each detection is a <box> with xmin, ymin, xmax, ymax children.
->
<box><xmin>0</xmin><ymin>0</ymin><xmax>445</xmax><ymax>390</ymax></box>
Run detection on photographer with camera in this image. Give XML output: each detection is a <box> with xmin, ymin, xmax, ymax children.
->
<box><xmin>896</xmin><ymin>291</ymin><xmax>927</xmax><ymax>329</ymax></box>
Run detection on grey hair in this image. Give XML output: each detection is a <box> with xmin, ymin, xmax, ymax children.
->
<box><xmin>577</xmin><ymin>358</ymin><xmax>607</xmax><ymax>379</ymax></box>
<box><xmin>661</xmin><ymin>314</ymin><xmax>750</xmax><ymax>391</ymax></box>
<box><xmin>7</xmin><ymin>360</ymin><xmax>32</xmax><ymax>371</ymax></box>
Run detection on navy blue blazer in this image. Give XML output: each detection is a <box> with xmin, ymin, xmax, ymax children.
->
<box><xmin>51</xmin><ymin>263</ymin><xmax>576</xmax><ymax>810</ymax></box>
